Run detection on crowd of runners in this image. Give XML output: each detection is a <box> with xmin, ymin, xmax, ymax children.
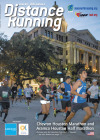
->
<box><xmin>0</xmin><ymin>68</ymin><xmax>100</xmax><ymax>134</ymax></box>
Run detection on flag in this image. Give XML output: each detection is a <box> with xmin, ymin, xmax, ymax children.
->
<box><xmin>87</xmin><ymin>132</ymin><xmax>94</xmax><ymax>136</ymax></box>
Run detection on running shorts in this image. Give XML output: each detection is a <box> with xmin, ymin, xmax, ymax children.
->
<box><xmin>2</xmin><ymin>102</ymin><xmax>10</xmax><ymax>109</ymax></box>
<box><xmin>12</xmin><ymin>94</ymin><xmax>17</xmax><ymax>99</ymax></box>
<box><xmin>90</xmin><ymin>99</ymin><xmax>99</xmax><ymax>104</ymax></box>
<box><xmin>71</xmin><ymin>102</ymin><xmax>89</xmax><ymax>113</ymax></box>
<box><xmin>40</xmin><ymin>100</ymin><xmax>50</xmax><ymax>104</ymax></box>
<box><xmin>26</xmin><ymin>97</ymin><xmax>31</xmax><ymax>100</ymax></box>
<box><xmin>61</xmin><ymin>100</ymin><xmax>71</xmax><ymax>109</ymax></box>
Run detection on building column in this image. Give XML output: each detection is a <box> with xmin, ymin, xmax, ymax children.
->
<box><xmin>92</xmin><ymin>54</ymin><xmax>96</xmax><ymax>72</ymax></box>
<box><xmin>83</xmin><ymin>52</ymin><xmax>86</xmax><ymax>64</ymax></box>
<box><xmin>77</xmin><ymin>49</ymin><xmax>79</xmax><ymax>63</ymax></box>
<box><xmin>85</xmin><ymin>52</ymin><xmax>88</xmax><ymax>67</ymax></box>
<box><xmin>74</xmin><ymin>47</ymin><xmax>77</xmax><ymax>64</ymax></box>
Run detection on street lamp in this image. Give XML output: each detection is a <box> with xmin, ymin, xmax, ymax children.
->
<box><xmin>7</xmin><ymin>71</ymin><xmax>9</xmax><ymax>74</ymax></box>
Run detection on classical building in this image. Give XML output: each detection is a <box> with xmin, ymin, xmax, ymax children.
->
<box><xmin>12</xmin><ymin>2</ymin><xmax>100</xmax><ymax>83</ymax></box>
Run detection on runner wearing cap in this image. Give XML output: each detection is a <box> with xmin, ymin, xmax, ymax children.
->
<box><xmin>87</xmin><ymin>79</ymin><xmax>99</xmax><ymax>117</ymax></box>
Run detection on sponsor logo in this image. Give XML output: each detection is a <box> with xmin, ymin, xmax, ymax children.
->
<box><xmin>68</xmin><ymin>4</ymin><xmax>73</xmax><ymax>12</ymax></box>
<box><xmin>67</xmin><ymin>5</ymin><xmax>98</xmax><ymax>11</ymax></box>
<box><xmin>75</xmin><ymin>12</ymin><xmax>88</xmax><ymax>17</ymax></box>
<box><xmin>89</xmin><ymin>14</ymin><xmax>98</xmax><ymax>17</ymax></box>
<box><xmin>75</xmin><ymin>12</ymin><xmax>98</xmax><ymax>17</ymax></box>
<box><xmin>19</xmin><ymin>124</ymin><xmax>29</xmax><ymax>135</ymax></box>
<box><xmin>74</xmin><ymin>7</ymin><xmax>98</xmax><ymax>10</ymax></box>
<box><xmin>5</xmin><ymin>123</ymin><xmax>17</xmax><ymax>136</ymax></box>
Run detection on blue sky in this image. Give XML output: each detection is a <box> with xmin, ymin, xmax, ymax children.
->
<box><xmin>0</xmin><ymin>0</ymin><xmax>100</xmax><ymax>40</ymax></box>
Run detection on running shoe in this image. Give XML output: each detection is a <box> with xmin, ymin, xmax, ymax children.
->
<box><xmin>79</xmin><ymin>124</ymin><xmax>86</xmax><ymax>134</ymax></box>
<box><xmin>28</xmin><ymin>106</ymin><xmax>30</xmax><ymax>109</ymax></box>
<box><xmin>63</xmin><ymin>112</ymin><xmax>66</xmax><ymax>117</ymax></box>
<box><xmin>2</xmin><ymin>119</ymin><xmax>6</xmax><ymax>123</ymax></box>
<box><xmin>42</xmin><ymin>121</ymin><xmax>46</xmax><ymax>123</ymax></box>
<box><xmin>35</xmin><ymin>113</ymin><xmax>39</xmax><ymax>121</ymax></box>
<box><xmin>53</xmin><ymin>109</ymin><xmax>56</xmax><ymax>117</ymax></box>
<box><xmin>63</xmin><ymin>125</ymin><xmax>68</xmax><ymax>132</ymax></box>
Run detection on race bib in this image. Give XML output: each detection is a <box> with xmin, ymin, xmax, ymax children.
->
<box><xmin>60</xmin><ymin>95</ymin><xmax>63</xmax><ymax>99</ymax></box>
<box><xmin>2</xmin><ymin>91</ymin><xmax>8</xmax><ymax>98</ymax></box>
<box><xmin>46</xmin><ymin>94</ymin><xmax>50</xmax><ymax>100</ymax></box>
<box><xmin>26</xmin><ymin>92</ymin><xmax>30</xmax><ymax>94</ymax></box>
<box><xmin>67</xmin><ymin>91</ymin><xmax>71</xmax><ymax>96</ymax></box>
<box><xmin>46</xmin><ymin>89</ymin><xmax>50</xmax><ymax>94</ymax></box>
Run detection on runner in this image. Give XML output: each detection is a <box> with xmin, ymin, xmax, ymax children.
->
<box><xmin>30</xmin><ymin>86</ymin><xmax>34</xmax><ymax>99</ymax></box>
<box><xmin>17</xmin><ymin>85</ymin><xmax>23</xmax><ymax>102</ymax></box>
<box><xmin>55</xmin><ymin>76</ymin><xmax>71</xmax><ymax>120</ymax></box>
<box><xmin>53</xmin><ymin>83</ymin><xmax>58</xmax><ymax>105</ymax></box>
<box><xmin>50</xmin><ymin>82</ymin><xmax>56</xmax><ymax>112</ymax></box>
<box><xmin>35</xmin><ymin>77</ymin><xmax>51</xmax><ymax>123</ymax></box>
<box><xmin>0</xmin><ymin>80</ymin><xmax>11</xmax><ymax>123</ymax></box>
<box><xmin>87</xmin><ymin>79</ymin><xmax>99</xmax><ymax>117</ymax></box>
<box><xmin>21</xmin><ymin>87</ymin><xmax>25</xmax><ymax>101</ymax></box>
<box><xmin>64</xmin><ymin>69</ymin><xmax>92</xmax><ymax>133</ymax></box>
<box><xmin>11</xmin><ymin>83</ymin><xmax>17</xmax><ymax>105</ymax></box>
<box><xmin>24</xmin><ymin>84</ymin><xmax>32</xmax><ymax>109</ymax></box>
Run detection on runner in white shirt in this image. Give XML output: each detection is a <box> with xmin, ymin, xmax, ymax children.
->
<box><xmin>24</xmin><ymin>84</ymin><xmax>32</xmax><ymax>109</ymax></box>
<box><xmin>87</xmin><ymin>79</ymin><xmax>99</xmax><ymax>117</ymax></box>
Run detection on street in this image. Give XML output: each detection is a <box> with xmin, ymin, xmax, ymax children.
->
<box><xmin>0</xmin><ymin>99</ymin><xmax>100</xmax><ymax>140</ymax></box>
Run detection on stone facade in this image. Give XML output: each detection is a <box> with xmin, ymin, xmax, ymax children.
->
<box><xmin>22</xmin><ymin>27</ymin><xmax>100</xmax><ymax>76</ymax></box>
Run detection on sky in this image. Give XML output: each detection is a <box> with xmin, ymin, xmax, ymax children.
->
<box><xmin>0</xmin><ymin>0</ymin><xmax>100</xmax><ymax>40</ymax></box>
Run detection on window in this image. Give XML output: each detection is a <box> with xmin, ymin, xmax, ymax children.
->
<box><xmin>89</xmin><ymin>66</ymin><xmax>92</xmax><ymax>71</ymax></box>
<box><xmin>59</xmin><ymin>35</ymin><xmax>61</xmax><ymax>41</ymax></box>
<box><xmin>66</xmin><ymin>36</ymin><xmax>68</xmax><ymax>42</ymax></box>
<box><xmin>60</xmin><ymin>59</ymin><xmax>63</xmax><ymax>65</ymax></box>
<box><xmin>77</xmin><ymin>38</ymin><xmax>82</xmax><ymax>43</ymax></box>
<box><xmin>45</xmin><ymin>30</ymin><xmax>47</xmax><ymax>36</ymax></box>
<box><xmin>61</xmin><ymin>36</ymin><xmax>63</xmax><ymax>42</ymax></box>
<box><xmin>66</xmin><ymin>50</ymin><xmax>68</xmax><ymax>55</ymax></box>
<box><xmin>47</xmin><ymin>31</ymin><xmax>50</xmax><ymax>37</ymax></box>
<box><xmin>50</xmin><ymin>32</ymin><xmax>53</xmax><ymax>38</ymax></box>
<box><xmin>81</xmin><ymin>54</ymin><xmax>83</xmax><ymax>60</ymax></box>
<box><xmin>66</xmin><ymin>59</ymin><xmax>68</xmax><ymax>64</ymax></box>
<box><xmin>56</xmin><ymin>34</ymin><xmax>63</xmax><ymax>42</ymax></box>
<box><xmin>34</xmin><ymin>30</ymin><xmax>38</xmax><ymax>38</ymax></box>
<box><xmin>56</xmin><ymin>34</ymin><xmax>58</xmax><ymax>40</ymax></box>
<box><xmin>89</xmin><ymin>56</ymin><xmax>92</xmax><ymax>62</ymax></box>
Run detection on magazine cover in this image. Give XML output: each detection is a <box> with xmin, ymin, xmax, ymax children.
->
<box><xmin>0</xmin><ymin>0</ymin><xmax>100</xmax><ymax>140</ymax></box>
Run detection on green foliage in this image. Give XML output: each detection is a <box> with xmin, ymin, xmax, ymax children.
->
<box><xmin>0</xmin><ymin>33</ymin><xmax>10</xmax><ymax>81</ymax></box>
<box><xmin>1</xmin><ymin>33</ymin><xmax>60</xmax><ymax>84</ymax></box>
<box><xmin>67</xmin><ymin>63</ymin><xmax>85</xmax><ymax>81</ymax></box>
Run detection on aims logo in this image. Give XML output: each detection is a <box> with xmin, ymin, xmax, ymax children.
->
<box><xmin>75</xmin><ymin>12</ymin><xmax>88</xmax><ymax>17</ymax></box>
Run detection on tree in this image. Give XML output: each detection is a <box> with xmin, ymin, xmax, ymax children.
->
<box><xmin>66</xmin><ymin>62</ymin><xmax>93</xmax><ymax>81</ymax></box>
<box><xmin>0</xmin><ymin>33</ymin><xmax>10</xmax><ymax>81</ymax></box>
<box><xmin>67</xmin><ymin>63</ymin><xmax>85</xmax><ymax>81</ymax></box>
<box><xmin>2</xmin><ymin>33</ymin><xmax>60</xmax><ymax>85</ymax></box>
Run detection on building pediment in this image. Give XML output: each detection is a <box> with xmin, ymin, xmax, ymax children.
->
<box><xmin>77</xmin><ymin>29</ymin><xmax>97</xmax><ymax>44</ymax></box>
